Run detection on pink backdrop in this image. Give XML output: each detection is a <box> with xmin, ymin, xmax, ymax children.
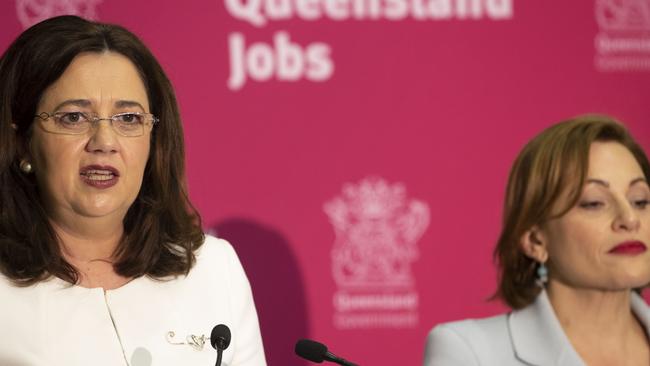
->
<box><xmin>2</xmin><ymin>1</ymin><xmax>650</xmax><ymax>365</ymax></box>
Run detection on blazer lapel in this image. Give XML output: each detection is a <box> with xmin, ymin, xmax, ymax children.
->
<box><xmin>631</xmin><ymin>292</ymin><xmax>650</xmax><ymax>335</ymax></box>
<box><xmin>508</xmin><ymin>290</ymin><xmax>585</xmax><ymax>366</ymax></box>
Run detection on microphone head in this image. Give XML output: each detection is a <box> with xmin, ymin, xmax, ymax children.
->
<box><xmin>210</xmin><ymin>324</ymin><xmax>231</xmax><ymax>351</ymax></box>
<box><xmin>295</xmin><ymin>339</ymin><xmax>328</xmax><ymax>363</ymax></box>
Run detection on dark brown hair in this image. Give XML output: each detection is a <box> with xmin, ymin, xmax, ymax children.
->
<box><xmin>0</xmin><ymin>15</ymin><xmax>204</xmax><ymax>285</ymax></box>
<box><xmin>494</xmin><ymin>115</ymin><xmax>650</xmax><ymax>309</ymax></box>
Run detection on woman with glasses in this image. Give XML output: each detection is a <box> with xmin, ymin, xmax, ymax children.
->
<box><xmin>423</xmin><ymin>116</ymin><xmax>650</xmax><ymax>366</ymax></box>
<box><xmin>0</xmin><ymin>16</ymin><xmax>266</xmax><ymax>366</ymax></box>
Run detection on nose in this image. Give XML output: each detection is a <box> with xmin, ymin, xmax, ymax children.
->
<box><xmin>612</xmin><ymin>199</ymin><xmax>641</xmax><ymax>232</ymax></box>
<box><xmin>85</xmin><ymin>119</ymin><xmax>119</xmax><ymax>154</ymax></box>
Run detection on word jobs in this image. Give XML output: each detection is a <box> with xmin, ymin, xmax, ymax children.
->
<box><xmin>228</xmin><ymin>31</ymin><xmax>334</xmax><ymax>90</ymax></box>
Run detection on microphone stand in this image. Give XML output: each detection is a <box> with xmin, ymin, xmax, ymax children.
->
<box><xmin>326</xmin><ymin>351</ymin><xmax>359</xmax><ymax>366</ymax></box>
<box><xmin>215</xmin><ymin>349</ymin><xmax>223</xmax><ymax>366</ymax></box>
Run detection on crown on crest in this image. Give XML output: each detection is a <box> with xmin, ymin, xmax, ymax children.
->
<box><xmin>338</xmin><ymin>177</ymin><xmax>406</xmax><ymax>220</ymax></box>
<box><xmin>596</xmin><ymin>0</ymin><xmax>650</xmax><ymax>30</ymax></box>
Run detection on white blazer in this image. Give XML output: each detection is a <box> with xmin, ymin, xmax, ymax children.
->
<box><xmin>423</xmin><ymin>290</ymin><xmax>650</xmax><ymax>366</ymax></box>
<box><xmin>0</xmin><ymin>236</ymin><xmax>267</xmax><ymax>366</ymax></box>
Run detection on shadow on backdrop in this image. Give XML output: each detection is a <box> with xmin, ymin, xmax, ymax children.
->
<box><xmin>210</xmin><ymin>218</ymin><xmax>311</xmax><ymax>366</ymax></box>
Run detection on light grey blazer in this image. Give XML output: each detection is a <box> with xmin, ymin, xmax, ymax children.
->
<box><xmin>423</xmin><ymin>291</ymin><xmax>650</xmax><ymax>366</ymax></box>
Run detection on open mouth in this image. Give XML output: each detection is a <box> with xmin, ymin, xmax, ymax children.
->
<box><xmin>79</xmin><ymin>166</ymin><xmax>119</xmax><ymax>188</ymax></box>
<box><xmin>80</xmin><ymin>169</ymin><xmax>117</xmax><ymax>180</ymax></box>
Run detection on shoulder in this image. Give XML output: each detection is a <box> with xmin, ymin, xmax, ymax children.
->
<box><xmin>423</xmin><ymin>314</ymin><xmax>512</xmax><ymax>366</ymax></box>
<box><xmin>194</xmin><ymin>234</ymin><xmax>239</xmax><ymax>264</ymax></box>
<box><xmin>190</xmin><ymin>235</ymin><xmax>267</xmax><ymax>365</ymax></box>
<box><xmin>187</xmin><ymin>235</ymin><xmax>250</xmax><ymax>292</ymax></box>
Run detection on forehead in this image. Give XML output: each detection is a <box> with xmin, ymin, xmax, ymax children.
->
<box><xmin>587</xmin><ymin>141</ymin><xmax>644</xmax><ymax>181</ymax></box>
<box><xmin>546</xmin><ymin>141</ymin><xmax>645</xmax><ymax>218</ymax></box>
<box><xmin>38</xmin><ymin>51</ymin><xmax>149</xmax><ymax>111</ymax></box>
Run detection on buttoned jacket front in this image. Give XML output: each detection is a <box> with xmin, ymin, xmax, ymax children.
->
<box><xmin>0</xmin><ymin>236</ymin><xmax>267</xmax><ymax>366</ymax></box>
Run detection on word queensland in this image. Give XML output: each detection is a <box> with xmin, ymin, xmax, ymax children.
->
<box><xmin>225</xmin><ymin>0</ymin><xmax>513</xmax><ymax>90</ymax></box>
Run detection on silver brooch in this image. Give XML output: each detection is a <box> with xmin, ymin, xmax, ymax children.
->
<box><xmin>166</xmin><ymin>331</ymin><xmax>210</xmax><ymax>351</ymax></box>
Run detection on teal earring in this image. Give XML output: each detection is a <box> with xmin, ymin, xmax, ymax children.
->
<box><xmin>536</xmin><ymin>262</ymin><xmax>548</xmax><ymax>287</ymax></box>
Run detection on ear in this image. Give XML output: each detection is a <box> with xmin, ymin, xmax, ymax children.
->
<box><xmin>12</xmin><ymin>123</ymin><xmax>34</xmax><ymax>165</ymax></box>
<box><xmin>520</xmin><ymin>226</ymin><xmax>548</xmax><ymax>263</ymax></box>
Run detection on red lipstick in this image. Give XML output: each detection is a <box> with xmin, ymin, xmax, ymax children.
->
<box><xmin>80</xmin><ymin>165</ymin><xmax>119</xmax><ymax>189</ymax></box>
<box><xmin>608</xmin><ymin>241</ymin><xmax>647</xmax><ymax>255</ymax></box>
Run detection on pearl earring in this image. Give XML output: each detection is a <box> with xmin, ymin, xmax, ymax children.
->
<box><xmin>19</xmin><ymin>159</ymin><xmax>33</xmax><ymax>173</ymax></box>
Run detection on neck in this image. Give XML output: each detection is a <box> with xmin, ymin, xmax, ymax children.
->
<box><xmin>546</xmin><ymin>280</ymin><xmax>640</xmax><ymax>343</ymax></box>
<box><xmin>49</xmin><ymin>215</ymin><xmax>132</xmax><ymax>290</ymax></box>
<box><xmin>50</xmin><ymin>215</ymin><xmax>124</xmax><ymax>262</ymax></box>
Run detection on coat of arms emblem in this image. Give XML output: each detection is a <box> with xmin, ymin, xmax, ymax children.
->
<box><xmin>325</xmin><ymin>177</ymin><xmax>429</xmax><ymax>288</ymax></box>
<box><xmin>593</xmin><ymin>0</ymin><xmax>650</xmax><ymax>72</ymax></box>
<box><xmin>595</xmin><ymin>0</ymin><xmax>650</xmax><ymax>31</ymax></box>
<box><xmin>16</xmin><ymin>0</ymin><xmax>102</xmax><ymax>29</ymax></box>
<box><xmin>324</xmin><ymin>177</ymin><xmax>429</xmax><ymax>328</ymax></box>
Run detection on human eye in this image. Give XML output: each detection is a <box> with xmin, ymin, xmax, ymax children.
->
<box><xmin>113</xmin><ymin>112</ymin><xmax>145</xmax><ymax>135</ymax></box>
<box><xmin>632</xmin><ymin>198</ymin><xmax>649</xmax><ymax>209</ymax></box>
<box><xmin>578</xmin><ymin>200</ymin><xmax>605</xmax><ymax>209</ymax></box>
<box><xmin>628</xmin><ymin>185</ymin><xmax>650</xmax><ymax>210</ymax></box>
<box><xmin>55</xmin><ymin>111</ymin><xmax>89</xmax><ymax>125</ymax></box>
<box><xmin>114</xmin><ymin>112</ymin><xmax>145</xmax><ymax>126</ymax></box>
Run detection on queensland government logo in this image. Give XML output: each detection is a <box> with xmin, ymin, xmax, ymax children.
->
<box><xmin>16</xmin><ymin>0</ymin><xmax>102</xmax><ymax>29</ymax></box>
<box><xmin>324</xmin><ymin>177</ymin><xmax>429</xmax><ymax>329</ymax></box>
<box><xmin>594</xmin><ymin>0</ymin><xmax>650</xmax><ymax>71</ymax></box>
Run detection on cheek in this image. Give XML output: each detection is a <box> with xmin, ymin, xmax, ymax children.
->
<box><xmin>32</xmin><ymin>136</ymin><xmax>84</xmax><ymax>186</ymax></box>
<box><xmin>124</xmin><ymin>139</ymin><xmax>151</xmax><ymax>182</ymax></box>
<box><xmin>546</xmin><ymin>220</ymin><xmax>604</xmax><ymax>265</ymax></box>
<box><xmin>641</xmin><ymin>212</ymin><xmax>650</xmax><ymax>241</ymax></box>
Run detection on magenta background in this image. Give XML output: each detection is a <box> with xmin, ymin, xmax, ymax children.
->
<box><xmin>2</xmin><ymin>1</ymin><xmax>650</xmax><ymax>365</ymax></box>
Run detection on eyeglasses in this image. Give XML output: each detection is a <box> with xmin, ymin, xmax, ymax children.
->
<box><xmin>35</xmin><ymin>111</ymin><xmax>159</xmax><ymax>137</ymax></box>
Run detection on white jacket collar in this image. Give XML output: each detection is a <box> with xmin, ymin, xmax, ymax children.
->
<box><xmin>508</xmin><ymin>290</ymin><xmax>650</xmax><ymax>366</ymax></box>
<box><xmin>631</xmin><ymin>292</ymin><xmax>650</xmax><ymax>334</ymax></box>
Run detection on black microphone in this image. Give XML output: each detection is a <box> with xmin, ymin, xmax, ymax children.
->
<box><xmin>295</xmin><ymin>339</ymin><xmax>359</xmax><ymax>366</ymax></box>
<box><xmin>210</xmin><ymin>324</ymin><xmax>231</xmax><ymax>366</ymax></box>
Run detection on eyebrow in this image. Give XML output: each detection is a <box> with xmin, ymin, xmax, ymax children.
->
<box><xmin>585</xmin><ymin>177</ymin><xmax>648</xmax><ymax>188</ymax></box>
<box><xmin>115</xmin><ymin>100</ymin><xmax>146</xmax><ymax>111</ymax></box>
<box><xmin>52</xmin><ymin>99</ymin><xmax>91</xmax><ymax>111</ymax></box>
<box><xmin>51</xmin><ymin>99</ymin><xmax>146</xmax><ymax>112</ymax></box>
<box><xmin>630</xmin><ymin>177</ymin><xmax>648</xmax><ymax>187</ymax></box>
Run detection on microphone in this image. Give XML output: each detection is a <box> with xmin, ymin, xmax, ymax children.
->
<box><xmin>295</xmin><ymin>339</ymin><xmax>359</xmax><ymax>366</ymax></box>
<box><xmin>210</xmin><ymin>324</ymin><xmax>231</xmax><ymax>366</ymax></box>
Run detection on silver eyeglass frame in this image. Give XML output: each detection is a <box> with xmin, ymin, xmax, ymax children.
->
<box><xmin>34</xmin><ymin>111</ymin><xmax>159</xmax><ymax>137</ymax></box>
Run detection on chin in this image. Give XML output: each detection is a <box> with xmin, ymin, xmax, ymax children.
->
<box><xmin>74</xmin><ymin>200</ymin><xmax>129</xmax><ymax>218</ymax></box>
<box><xmin>610</xmin><ymin>271</ymin><xmax>650</xmax><ymax>290</ymax></box>
<box><xmin>78</xmin><ymin>209</ymin><xmax>124</xmax><ymax>219</ymax></box>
